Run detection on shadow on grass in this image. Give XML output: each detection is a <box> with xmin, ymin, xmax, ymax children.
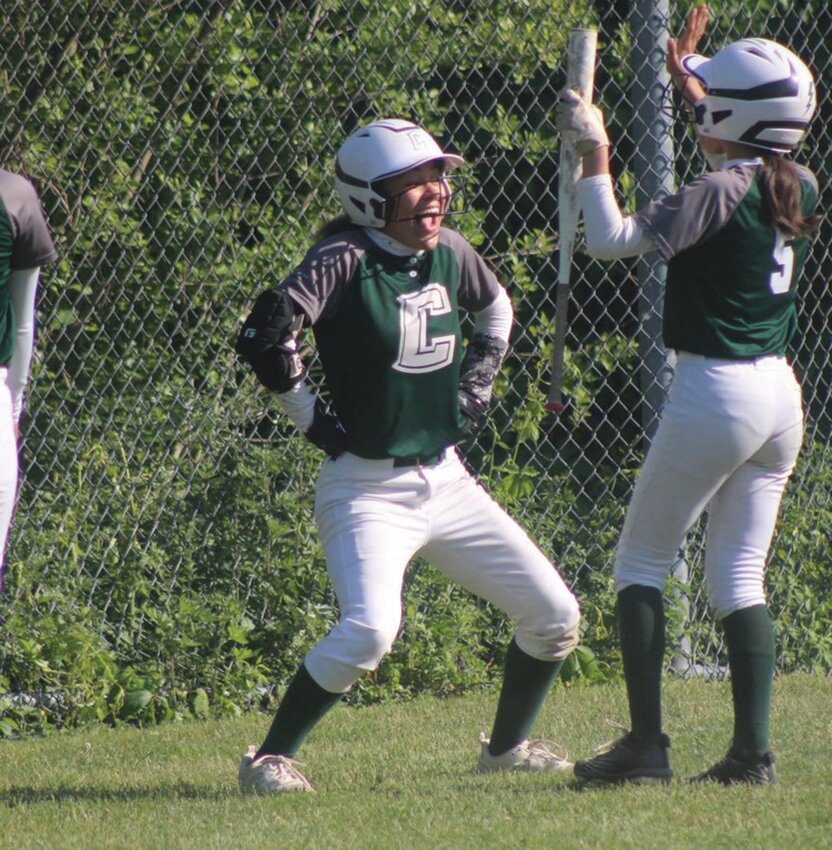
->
<box><xmin>452</xmin><ymin>777</ymin><xmax>602</xmax><ymax>796</ymax></box>
<box><xmin>454</xmin><ymin>774</ymin><xmax>676</xmax><ymax>796</ymax></box>
<box><xmin>0</xmin><ymin>782</ymin><xmax>236</xmax><ymax>807</ymax></box>
<box><xmin>3</xmin><ymin>776</ymin><xmax>669</xmax><ymax>807</ymax></box>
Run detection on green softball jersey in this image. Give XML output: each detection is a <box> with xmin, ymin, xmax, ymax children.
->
<box><xmin>281</xmin><ymin>227</ymin><xmax>504</xmax><ymax>459</ymax></box>
<box><xmin>0</xmin><ymin>171</ymin><xmax>57</xmax><ymax>365</ymax></box>
<box><xmin>635</xmin><ymin>160</ymin><xmax>818</xmax><ymax>358</ymax></box>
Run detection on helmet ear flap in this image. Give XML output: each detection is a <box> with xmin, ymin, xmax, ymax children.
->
<box><xmin>369</xmin><ymin>196</ymin><xmax>388</xmax><ymax>222</ymax></box>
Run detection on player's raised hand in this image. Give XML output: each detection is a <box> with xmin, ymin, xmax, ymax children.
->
<box><xmin>668</xmin><ymin>3</ymin><xmax>709</xmax><ymax>71</ymax></box>
<box><xmin>556</xmin><ymin>88</ymin><xmax>609</xmax><ymax>155</ymax></box>
<box><xmin>667</xmin><ymin>4</ymin><xmax>709</xmax><ymax>104</ymax></box>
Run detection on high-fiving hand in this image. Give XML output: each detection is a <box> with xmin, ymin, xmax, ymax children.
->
<box><xmin>668</xmin><ymin>4</ymin><xmax>709</xmax><ymax>105</ymax></box>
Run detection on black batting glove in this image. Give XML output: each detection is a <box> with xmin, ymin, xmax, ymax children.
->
<box><xmin>458</xmin><ymin>388</ymin><xmax>488</xmax><ymax>436</ymax></box>
<box><xmin>305</xmin><ymin>399</ymin><xmax>347</xmax><ymax>459</ymax></box>
<box><xmin>457</xmin><ymin>333</ymin><xmax>507</xmax><ymax>437</ymax></box>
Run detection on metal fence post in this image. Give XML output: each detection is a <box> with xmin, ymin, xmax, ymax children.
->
<box><xmin>629</xmin><ymin>0</ymin><xmax>691</xmax><ymax>674</ymax></box>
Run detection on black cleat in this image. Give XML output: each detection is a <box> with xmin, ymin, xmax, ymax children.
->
<box><xmin>690</xmin><ymin>750</ymin><xmax>776</xmax><ymax>786</ymax></box>
<box><xmin>574</xmin><ymin>732</ymin><xmax>672</xmax><ymax>785</ymax></box>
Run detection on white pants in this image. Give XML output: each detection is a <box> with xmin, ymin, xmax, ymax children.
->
<box><xmin>305</xmin><ymin>448</ymin><xmax>580</xmax><ymax>693</ymax></box>
<box><xmin>615</xmin><ymin>353</ymin><xmax>803</xmax><ymax>619</ymax></box>
<box><xmin>0</xmin><ymin>373</ymin><xmax>18</xmax><ymax>585</ymax></box>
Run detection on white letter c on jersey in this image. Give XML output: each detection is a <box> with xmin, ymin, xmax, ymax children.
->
<box><xmin>394</xmin><ymin>284</ymin><xmax>456</xmax><ymax>373</ymax></box>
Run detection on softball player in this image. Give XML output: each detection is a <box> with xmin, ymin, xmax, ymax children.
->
<box><xmin>235</xmin><ymin>119</ymin><xmax>581</xmax><ymax>793</ymax></box>
<box><xmin>0</xmin><ymin>171</ymin><xmax>57</xmax><ymax>597</ymax></box>
<box><xmin>557</xmin><ymin>5</ymin><xmax>818</xmax><ymax>786</ymax></box>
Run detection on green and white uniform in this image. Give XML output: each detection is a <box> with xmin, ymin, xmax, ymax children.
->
<box><xmin>0</xmin><ymin>170</ymin><xmax>58</xmax><ymax>589</ymax></box>
<box><xmin>284</xmin><ymin>227</ymin><xmax>498</xmax><ymax>458</ymax></box>
<box><xmin>267</xmin><ymin>226</ymin><xmax>580</xmax><ymax>694</ymax></box>
<box><xmin>568</xmin><ymin>36</ymin><xmax>818</xmax><ymax>778</ymax></box>
<box><xmin>645</xmin><ymin>163</ymin><xmax>816</xmax><ymax>359</ymax></box>
<box><xmin>578</xmin><ymin>159</ymin><xmax>818</xmax><ymax>617</ymax></box>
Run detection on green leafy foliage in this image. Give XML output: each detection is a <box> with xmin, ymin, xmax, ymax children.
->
<box><xmin>1</xmin><ymin>0</ymin><xmax>830</xmax><ymax>736</ymax></box>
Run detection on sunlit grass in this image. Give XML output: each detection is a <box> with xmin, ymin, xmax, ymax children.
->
<box><xmin>1</xmin><ymin>673</ymin><xmax>829</xmax><ymax>849</ymax></box>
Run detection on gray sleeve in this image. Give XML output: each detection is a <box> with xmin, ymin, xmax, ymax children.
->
<box><xmin>0</xmin><ymin>171</ymin><xmax>58</xmax><ymax>268</ymax></box>
<box><xmin>440</xmin><ymin>228</ymin><xmax>503</xmax><ymax>311</ymax></box>
<box><xmin>279</xmin><ymin>235</ymin><xmax>365</xmax><ymax>324</ymax></box>
<box><xmin>634</xmin><ymin>168</ymin><xmax>756</xmax><ymax>261</ymax></box>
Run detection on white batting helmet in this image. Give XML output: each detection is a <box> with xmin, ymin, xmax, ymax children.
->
<box><xmin>334</xmin><ymin>119</ymin><xmax>464</xmax><ymax>227</ymax></box>
<box><xmin>681</xmin><ymin>38</ymin><xmax>816</xmax><ymax>153</ymax></box>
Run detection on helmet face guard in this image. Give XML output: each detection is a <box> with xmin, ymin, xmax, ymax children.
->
<box><xmin>382</xmin><ymin>172</ymin><xmax>473</xmax><ymax>224</ymax></box>
<box><xmin>334</xmin><ymin>119</ymin><xmax>465</xmax><ymax>227</ymax></box>
<box><xmin>680</xmin><ymin>38</ymin><xmax>816</xmax><ymax>153</ymax></box>
<box><xmin>658</xmin><ymin>76</ymin><xmax>699</xmax><ymax>124</ymax></box>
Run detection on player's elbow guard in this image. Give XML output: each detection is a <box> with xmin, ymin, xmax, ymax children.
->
<box><xmin>239</xmin><ymin>345</ymin><xmax>304</xmax><ymax>392</ymax></box>
<box><xmin>235</xmin><ymin>288</ymin><xmax>306</xmax><ymax>391</ymax></box>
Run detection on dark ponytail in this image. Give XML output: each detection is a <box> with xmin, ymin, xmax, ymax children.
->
<box><xmin>759</xmin><ymin>155</ymin><xmax>820</xmax><ymax>237</ymax></box>
<box><xmin>315</xmin><ymin>213</ymin><xmax>363</xmax><ymax>242</ymax></box>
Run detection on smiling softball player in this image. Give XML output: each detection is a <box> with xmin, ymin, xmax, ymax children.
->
<box><xmin>234</xmin><ymin>119</ymin><xmax>580</xmax><ymax>794</ymax></box>
<box><xmin>557</xmin><ymin>5</ymin><xmax>819</xmax><ymax>785</ymax></box>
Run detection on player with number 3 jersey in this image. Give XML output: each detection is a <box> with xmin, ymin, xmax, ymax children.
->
<box><xmin>557</xmin><ymin>4</ymin><xmax>819</xmax><ymax>786</ymax></box>
<box><xmin>234</xmin><ymin>119</ymin><xmax>580</xmax><ymax>794</ymax></box>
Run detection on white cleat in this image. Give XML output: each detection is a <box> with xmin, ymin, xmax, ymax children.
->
<box><xmin>238</xmin><ymin>745</ymin><xmax>314</xmax><ymax>794</ymax></box>
<box><xmin>475</xmin><ymin>733</ymin><xmax>573</xmax><ymax>773</ymax></box>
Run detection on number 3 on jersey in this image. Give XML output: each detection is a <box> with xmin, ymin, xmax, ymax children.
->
<box><xmin>394</xmin><ymin>283</ymin><xmax>456</xmax><ymax>373</ymax></box>
<box><xmin>768</xmin><ymin>230</ymin><xmax>795</xmax><ymax>295</ymax></box>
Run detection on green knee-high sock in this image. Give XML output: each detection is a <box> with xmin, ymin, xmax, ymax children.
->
<box><xmin>257</xmin><ymin>664</ymin><xmax>343</xmax><ymax>758</ymax></box>
<box><xmin>722</xmin><ymin>604</ymin><xmax>775</xmax><ymax>759</ymax></box>
<box><xmin>617</xmin><ymin>585</ymin><xmax>665</xmax><ymax>741</ymax></box>
<box><xmin>487</xmin><ymin>637</ymin><xmax>564</xmax><ymax>756</ymax></box>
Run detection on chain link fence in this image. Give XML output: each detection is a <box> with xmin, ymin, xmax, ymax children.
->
<box><xmin>1</xmin><ymin>0</ymin><xmax>830</xmax><ymax>723</ymax></box>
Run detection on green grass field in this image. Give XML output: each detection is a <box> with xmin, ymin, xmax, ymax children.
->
<box><xmin>1</xmin><ymin>673</ymin><xmax>830</xmax><ymax>849</ymax></box>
